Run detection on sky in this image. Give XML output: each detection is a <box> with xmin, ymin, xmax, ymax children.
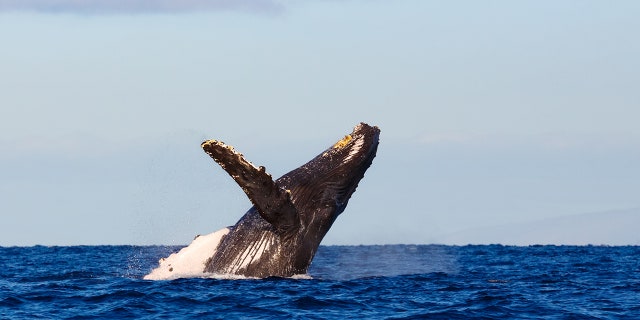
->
<box><xmin>1</xmin><ymin>0</ymin><xmax>639</xmax><ymax>246</ymax></box>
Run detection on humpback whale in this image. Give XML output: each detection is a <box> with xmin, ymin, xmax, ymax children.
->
<box><xmin>145</xmin><ymin>123</ymin><xmax>379</xmax><ymax>279</ymax></box>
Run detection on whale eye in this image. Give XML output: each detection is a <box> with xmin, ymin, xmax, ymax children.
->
<box><xmin>332</xmin><ymin>134</ymin><xmax>352</xmax><ymax>149</ymax></box>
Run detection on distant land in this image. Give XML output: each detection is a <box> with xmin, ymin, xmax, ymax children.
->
<box><xmin>437</xmin><ymin>208</ymin><xmax>640</xmax><ymax>246</ymax></box>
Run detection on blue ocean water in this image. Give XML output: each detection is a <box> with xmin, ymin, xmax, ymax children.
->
<box><xmin>1</xmin><ymin>245</ymin><xmax>639</xmax><ymax>319</ymax></box>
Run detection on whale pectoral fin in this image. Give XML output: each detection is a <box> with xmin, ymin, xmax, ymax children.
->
<box><xmin>201</xmin><ymin>140</ymin><xmax>299</xmax><ymax>233</ymax></box>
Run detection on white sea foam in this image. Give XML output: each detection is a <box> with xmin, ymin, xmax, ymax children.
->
<box><xmin>143</xmin><ymin>228</ymin><xmax>230</xmax><ymax>280</ymax></box>
<box><xmin>290</xmin><ymin>274</ymin><xmax>313</xmax><ymax>280</ymax></box>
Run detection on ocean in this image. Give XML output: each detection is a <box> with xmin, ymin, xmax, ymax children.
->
<box><xmin>1</xmin><ymin>245</ymin><xmax>638</xmax><ymax>319</ymax></box>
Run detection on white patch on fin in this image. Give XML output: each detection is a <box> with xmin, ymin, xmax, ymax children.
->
<box><xmin>202</xmin><ymin>139</ymin><xmax>262</xmax><ymax>172</ymax></box>
<box><xmin>143</xmin><ymin>228</ymin><xmax>230</xmax><ymax>280</ymax></box>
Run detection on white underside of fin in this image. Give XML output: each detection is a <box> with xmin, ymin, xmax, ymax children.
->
<box><xmin>143</xmin><ymin>228</ymin><xmax>230</xmax><ymax>280</ymax></box>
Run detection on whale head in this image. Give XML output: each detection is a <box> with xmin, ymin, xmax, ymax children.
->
<box><xmin>280</xmin><ymin>123</ymin><xmax>380</xmax><ymax>213</ymax></box>
<box><xmin>277</xmin><ymin>123</ymin><xmax>380</xmax><ymax>237</ymax></box>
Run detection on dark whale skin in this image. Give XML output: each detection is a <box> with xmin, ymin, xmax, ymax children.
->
<box><xmin>201</xmin><ymin>123</ymin><xmax>380</xmax><ymax>277</ymax></box>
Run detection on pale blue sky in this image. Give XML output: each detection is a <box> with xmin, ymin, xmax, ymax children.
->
<box><xmin>1</xmin><ymin>1</ymin><xmax>639</xmax><ymax>246</ymax></box>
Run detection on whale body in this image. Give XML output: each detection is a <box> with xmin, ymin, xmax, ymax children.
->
<box><xmin>145</xmin><ymin>123</ymin><xmax>379</xmax><ymax>279</ymax></box>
